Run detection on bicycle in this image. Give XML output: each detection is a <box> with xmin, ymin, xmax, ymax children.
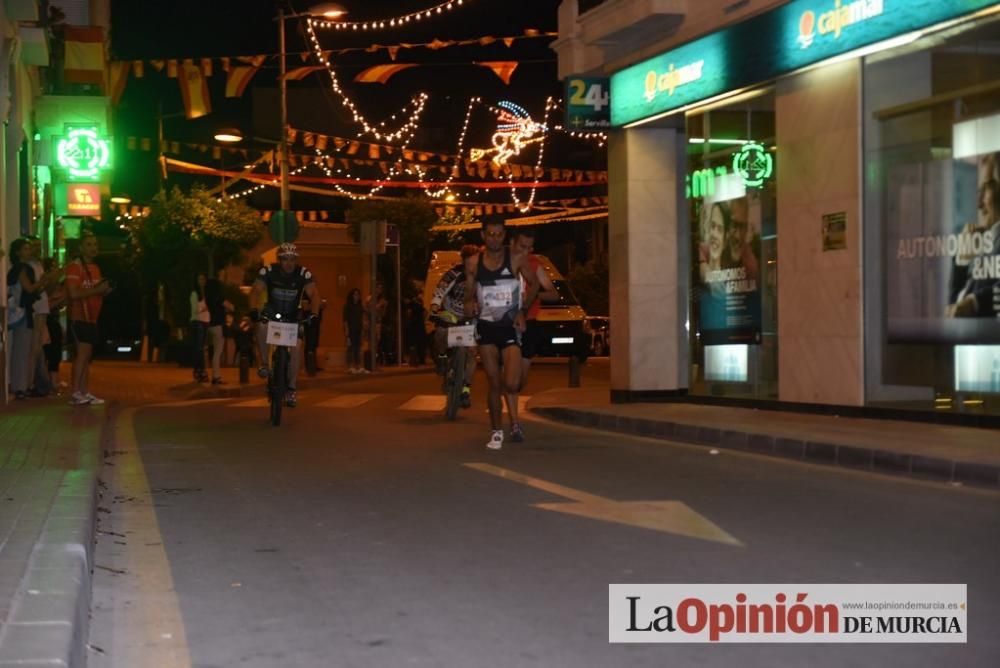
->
<box><xmin>441</xmin><ymin>318</ymin><xmax>477</xmax><ymax>421</ymax></box>
<box><xmin>260</xmin><ymin>312</ymin><xmax>309</xmax><ymax>426</ymax></box>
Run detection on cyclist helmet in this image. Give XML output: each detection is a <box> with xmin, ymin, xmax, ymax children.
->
<box><xmin>277</xmin><ymin>242</ymin><xmax>299</xmax><ymax>259</ymax></box>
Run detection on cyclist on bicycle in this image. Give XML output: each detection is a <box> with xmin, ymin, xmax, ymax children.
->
<box><xmin>249</xmin><ymin>243</ymin><xmax>320</xmax><ymax>408</ymax></box>
<box><xmin>430</xmin><ymin>244</ymin><xmax>479</xmax><ymax>408</ymax></box>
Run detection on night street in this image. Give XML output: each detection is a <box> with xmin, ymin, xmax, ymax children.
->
<box><xmin>88</xmin><ymin>363</ymin><xmax>1000</xmax><ymax>667</ymax></box>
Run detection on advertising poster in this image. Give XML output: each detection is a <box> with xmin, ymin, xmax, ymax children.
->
<box><xmin>886</xmin><ymin>149</ymin><xmax>1000</xmax><ymax>343</ymax></box>
<box><xmin>696</xmin><ymin>193</ymin><xmax>763</xmax><ymax>345</ymax></box>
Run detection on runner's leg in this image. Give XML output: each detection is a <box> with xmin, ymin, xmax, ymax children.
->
<box><xmin>502</xmin><ymin>344</ymin><xmax>523</xmax><ymax>428</ymax></box>
<box><xmin>479</xmin><ymin>344</ymin><xmax>502</xmax><ymax>430</ymax></box>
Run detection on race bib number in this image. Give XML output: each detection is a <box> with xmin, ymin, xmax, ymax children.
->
<box><xmin>447</xmin><ymin>324</ymin><xmax>477</xmax><ymax>348</ymax></box>
<box><xmin>481</xmin><ymin>285</ymin><xmax>514</xmax><ymax>309</ymax></box>
<box><xmin>266</xmin><ymin>321</ymin><xmax>299</xmax><ymax>347</ymax></box>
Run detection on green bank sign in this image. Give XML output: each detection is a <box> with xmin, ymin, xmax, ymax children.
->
<box><xmin>611</xmin><ymin>0</ymin><xmax>999</xmax><ymax>126</ymax></box>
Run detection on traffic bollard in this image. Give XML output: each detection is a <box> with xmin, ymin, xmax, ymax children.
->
<box><xmin>568</xmin><ymin>356</ymin><xmax>581</xmax><ymax>388</ymax></box>
<box><xmin>239</xmin><ymin>350</ymin><xmax>250</xmax><ymax>384</ymax></box>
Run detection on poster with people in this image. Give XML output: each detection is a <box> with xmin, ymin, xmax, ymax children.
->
<box><xmin>696</xmin><ymin>194</ymin><xmax>763</xmax><ymax>345</ymax></box>
<box><xmin>886</xmin><ymin>150</ymin><xmax>1000</xmax><ymax>343</ymax></box>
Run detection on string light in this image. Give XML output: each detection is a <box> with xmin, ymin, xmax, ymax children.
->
<box><xmin>312</xmin><ymin>0</ymin><xmax>472</xmax><ymax>31</ymax></box>
<box><xmin>306</xmin><ymin>19</ymin><xmax>429</xmax><ymax>142</ymax></box>
<box><xmin>222</xmin><ymin>165</ymin><xmax>309</xmax><ymax>201</ymax></box>
<box><xmin>507</xmin><ymin>96</ymin><xmax>554</xmax><ymax>213</ymax></box>
<box><xmin>311</xmin><ymin>126</ymin><xmax>420</xmax><ymax>199</ymax></box>
<box><xmin>553</xmin><ymin>125</ymin><xmax>608</xmax><ymax>147</ymax></box>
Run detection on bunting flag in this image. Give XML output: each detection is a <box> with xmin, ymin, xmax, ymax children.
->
<box><xmin>167</xmin><ymin>59</ymin><xmax>179</xmax><ymax>78</ymax></box>
<box><xmin>387</xmin><ymin>46</ymin><xmax>400</xmax><ymax>61</ymax></box>
<box><xmin>477</xmin><ymin>61</ymin><xmax>518</xmax><ymax>85</ymax></box>
<box><xmin>132</xmin><ymin>60</ymin><xmax>144</xmax><ymax>78</ymax></box>
<box><xmin>63</xmin><ymin>26</ymin><xmax>106</xmax><ymax>86</ymax></box>
<box><xmin>282</xmin><ymin>65</ymin><xmax>323</xmax><ymax>81</ymax></box>
<box><xmin>225</xmin><ymin>65</ymin><xmax>259</xmax><ymax>97</ymax></box>
<box><xmin>108</xmin><ymin>61</ymin><xmax>130</xmax><ymax>104</ymax></box>
<box><xmin>179</xmin><ymin>61</ymin><xmax>211</xmax><ymax>119</ymax></box>
<box><xmin>354</xmin><ymin>64</ymin><xmax>418</xmax><ymax>84</ymax></box>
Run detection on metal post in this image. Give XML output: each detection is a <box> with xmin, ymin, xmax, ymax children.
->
<box><xmin>395</xmin><ymin>242</ymin><xmax>402</xmax><ymax>366</ymax></box>
<box><xmin>278</xmin><ymin>8</ymin><xmax>290</xmax><ymax>213</ymax></box>
<box><xmin>568</xmin><ymin>356</ymin><xmax>581</xmax><ymax>388</ymax></box>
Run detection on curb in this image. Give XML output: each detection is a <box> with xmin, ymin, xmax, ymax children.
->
<box><xmin>0</xmin><ymin>409</ymin><xmax>107</xmax><ymax>667</ymax></box>
<box><xmin>531</xmin><ymin>406</ymin><xmax>1000</xmax><ymax>490</ymax></box>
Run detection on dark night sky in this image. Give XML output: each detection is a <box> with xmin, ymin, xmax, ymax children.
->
<box><xmin>107</xmin><ymin>0</ymin><xmax>599</xmax><ymax>213</ymax></box>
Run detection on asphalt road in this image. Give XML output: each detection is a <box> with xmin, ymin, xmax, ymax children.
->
<box><xmin>89</xmin><ymin>361</ymin><xmax>1000</xmax><ymax>667</ymax></box>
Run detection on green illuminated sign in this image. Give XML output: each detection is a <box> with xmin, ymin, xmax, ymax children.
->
<box><xmin>611</xmin><ymin>0</ymin><xmax>1000</xmax><ymax>126</ymax></box>
<box><xmin>733</xmin><ymin>143</ymin><xmax>773</xmax><ymax>188</ymax></box>
<box><xmin>56</xmin><ymin>126</ymin><xmax>112</xmax><ymax>180</ymax></box>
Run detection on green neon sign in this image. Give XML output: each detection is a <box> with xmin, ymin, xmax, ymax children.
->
<box><xmin>611</xmin><ymin>0</ymin><xmax>1000</xmax><ymax>126</ymax></box>
<box><xmin>56</xmin><ymin>126</ymin><xmax>112</xmax><ymax>180</ymax></box>
<box><xmin>733</xmin><ymin>143</ymin><xmax>773</xmax><ymax>188</ymax></box>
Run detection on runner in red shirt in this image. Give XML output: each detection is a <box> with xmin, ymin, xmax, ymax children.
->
<box><xmin>64</xmin><ymin>233</ymin><xmax>111</xmax><ymax>405</ymax></box>
<box><xmin>510</xmin><ymin>228</ymin><xmax>559</xmax><ymax>392</ymax></box>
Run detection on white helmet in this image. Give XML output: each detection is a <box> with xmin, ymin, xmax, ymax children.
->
<box><xmin>277</xmin><ymin>242</ymin><xmax>299</xmax><ymax>259</ymax></box>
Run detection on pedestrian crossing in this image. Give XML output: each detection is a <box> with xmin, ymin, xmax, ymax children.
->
<box><xmin>227</xmin><ymin>393</ymin><xmax>530</xmax><ymax>412</ymax></box>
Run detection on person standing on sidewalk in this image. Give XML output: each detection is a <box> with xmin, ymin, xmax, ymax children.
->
<box><xmin>510</xmin><ymin>228</ymin><xmax>559</xmax><ymax>393</ymax></box>
<box><xmin>343</xmin><ymin>288</ymin><xmax>364</xmax><ymax>374</ymax></box>
<box><xmin>189</xmin><ymin>273</ymin><xmax>210</xmax><ymax>383</ymax></box>
<box><xmin>463</xmin><ymin>220</ymin><xmax>540</xmax><ymax>449</ymax></box>
<box><xmin>23</xmin><ymin>236</ymin><xmax>57</xmax><ymax>397</ymax></box>
<box><xmin>65</xmin><ymin>232</ymin><xmax>111</xmax><ymax>405</ymax></box>
<box><xmin>6</xmin><ymin>239</ymin><xmax>35</xmax><ymax>400</ymax></box>
<box><xmin>204</xmin><ymin>270</ymin><xmax>232</xmax><ymax>385</ymax></box>
<box><xmin>42</xmin><ymin>257</ymin><xmax>67</xmax><ymax>394</ymax></box>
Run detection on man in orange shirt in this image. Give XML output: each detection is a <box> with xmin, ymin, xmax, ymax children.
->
<box><xmin>65</xmin><ymin>233</ymin><xmax>111</xmax><ymax>405</ymax></box>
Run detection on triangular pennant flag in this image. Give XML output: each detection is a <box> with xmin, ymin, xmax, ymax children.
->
<box><xmin>346</xmin><ymin>142</ymin><xmax>360</xmax><ymax>155</ymax></box>
<box><xmin>109</xmin><ymin>61</ymin><xmax>130</xmax><ymax>105</ymax></box>
<box><xmin>225</xmin><ymin>66</ymin><xmax>259</xmax><ymax>98</ymax></box>
<box><xmin>179</xmin><ymin>61</ymin><xmax>211</xmax><ymax>119</ymax></box>
<box><xmin>333</xmin><ymin>138</ymin><xmax>345</xmax><ymax>150</ymax></box>
<box><xmin>171</xmin><ymin>141</ymin><xmax>180</xmax><ymax>153</ymax></box>
<box><xmin>167</xmin><ymin>59</ymin><xmax>179</xmax><ymax>78</ymax></box>
<box><xmin>300</xmin><ymin>51</ymin><xmax>310</xmax><ymax>62</ymax></box>
<box><xmin>127</xmin><ymin>136</ymin><xmax>137</xmax><ymax>150</ymax></box>
<box><xmin>387</xmin><ymin>46</ymin><xmax>400</xmax><ymax>61</ymax></box>
<box><xmin>368</xmin><ymin>144</ymin><xmax>380</xmax><ymax>159</ymax></box>
<box><xmin>403</xmin><ymin>150</ymin><xmax>414</xmax><ymax>161</ymax></box>
<box><xmin>201</xmin><ymin>58</ymin><xmax>213</xmax><ymax>76</ymax></box>
<box><xmin>132</xmin><ymin>60</ymin><xmax>144</xmax><ymax>78</ymax></box>
<box><xmin>378</xmin><ymin>162</ymin><xmax>389</xmax><ymax>173</ymax></box>
<box><xmin>212</xmin><ymin>146</ymin><xmax>222</xmax><ymax>159</ymax></box>
<box><xmin>238</xmin><ymin>55</ymin><xmax>267</xmax><ymax>67</ymax></box>
<box><xmin>282</xmin><ymin>66</ymin><xmax>323</xmax><ymax>81</ymax></box>
<box><xmin>366</xmin><ymin>44</ymin><xmax>381</xmax><ymax>53</ymax></box>
<box><xmin>286</xmin><ymin>127</ymin><xmax>298</xmax><ymax>143</ymax></box>
<box><xmin>502</xmin><ymin>37</ymin><xmax>515</xmax><ymax>48</ymax></box>
<box><xmin>221</xmin><ymin>57</ymin><xmax>231</xmax><ymax>73</ymax></box>
<box><xmin>303</xmin><ymin>132</ymin><xmax>315</xmax><ymax>147</ymax></box>
<box><xmin>140</xmin><ymin>137</ymin><xmax>151</xmax><ymax>151</ymax></box>
<box><xmin>524</xmin><ymin>29</ymin><xmax>540</xmax><ymax>37</ymax></box>
<box><xmin>354</xmin><ymin>64</ymin><xmax>418</xmax><ymax>84</ymax></box>
<box><xmin>63</xmin><ymin>26</ymin><xmax>105</xmax><ymax>86</ymax></box>
<box><xmin>316</xmin><ymin>135</ymin><xmax>328</xmax><ymax>151</ymax></box>
<box><xmin>150</xmin><ymin>60</ymin><xmax>165</xmax><ymax>72</ymax></box>
<box><xmin>477</xmin><ymin>61</ymin><xmax>518</xmax><ymax>85</ymax></box>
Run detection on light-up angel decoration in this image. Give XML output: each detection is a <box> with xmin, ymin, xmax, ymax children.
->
<box><xmin>470</xmin><ymin>101</ymin><xmax>546</xmax><ymax>166</ymax></box>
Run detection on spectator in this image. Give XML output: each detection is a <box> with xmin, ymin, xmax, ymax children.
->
<box><xmin>6</xmin><ymin>239</ymin><xmax>34</xmax><ymax>400</ymax></box>
<box><xmin>189</xmin><ymin>273</ymin><xmax>210</xmax><ymax>383</ymax></box>
<box><xmin>343</xmin><ymin>288</ymin><xmax>364</xmax><ymax>374</ymax></box>
<box><xmin>43</xmin><ymin>257</ymin><xmax>67</xmax><ymax>394</ymax></box>
<box><xmin>65</xmin><ymin>232</ymin><xmax>111</xmax><ymax>405</ymax></box>
<box><xmin>23</xmin><ymin>236</ymin><xmax>54</xmax><ymax>397</ymax></box>
<box><xmin>204</xmin><ymin>270</ymin><xmax>232</xmax><ymax>384</ymax></box>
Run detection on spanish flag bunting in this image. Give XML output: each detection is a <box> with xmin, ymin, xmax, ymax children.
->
<box><xmin>179</xmin><ymin>61</ymin><xmax>211</xmax><ymax>119</ymax></box>
<box><xmin>63</xmin><ymin>26</ymin><xmax>105</xmax><ymax>86</ymax></box>
<box><xmin>283</xmin><ymin>66</ymin><xmax>323</xmax><ymax>81</ymax></box>
<box><xmin>502</xmin><ymin>37</ymin><xmax>514</xmax><ymax>47</ymax></box>
<box><xmin>167</xmin><ymin>59</ymin><xmax>179</xmax><ymax>78</ymax></box>
<box><xmin>132</xmin><ymin>60</ymin><xmax>144</xmax><ymax>77</ymax></box>
<box><xmin>109</xmin><ymin>61</ymin><xmax>130</xmax><ymax>104</ymax></box>
<box><xmin>477</xmin><ymin>61</ymin><xmax>518</xmax><ymax>84</ymax></box>
<box><xmin>353</xmin><ymin>63</ymin><xmax>417</xmax><ymax>84</ymax></box>
<box><xmin>225</xmin><ymin>65</ymin><xmax>259</xmax><ymax>98</ymax></box>
<box><xmin>150</xmin><ymin>60</ymin><xmax>165</xmax><ymax>71</ymax></box>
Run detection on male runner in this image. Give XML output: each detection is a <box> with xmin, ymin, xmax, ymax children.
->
<box><xmin>464</xmin><ymin>220</ymin><xmax>539</xmax><ymax>449</ymax></box>
<box><xmin>510</xmin><ymin>228</ymin><xmax>559</xmax><ymax>393</ymax></box>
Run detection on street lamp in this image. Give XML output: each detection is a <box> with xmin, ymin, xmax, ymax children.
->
<box><xmin>278</xmin><ymin>3</ymin><xmax>348</xmax><ymax>213</ymax></box>
<box><xmin>213</xmin><ymin>128</ymin><xmax>244</xmax><ymax>143</ymax></box>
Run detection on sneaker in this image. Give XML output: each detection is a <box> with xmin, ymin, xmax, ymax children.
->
<box><xmin>487</xmin><ymin>429</ymin><xmax>504</xmax><ymax>450</ymax></box>
<box><xmin>511</xmin><ymin>423</ymin><xmax>525</xmax><ymax>443</ymax></box>
<box><xmin>285</xmin><ymin>390</ymin><xmax>297</xmax><ymax>408</ymax></box>
<box><xmin>257</xmin><ymin>366</ymin><xmax>269</xmax><ymax>379</ymax></box>
<box><xmin>211</xmin><ymin>377</ymin><xmax>225</xmax><ymax>385</ymax></box>
<box><xmin>85</xmin><ymin>393</ymin><xmax>105</xmax><ymax>405</ymax></box>
<box><xmin>460</xmin><ymin>386</ymin><xmax>471</xmax><ymax>409</ymax></box>
<box><xmin>360</xmin><ymin>368</ymin><xmax>371</xmax><ymax>374</ymax></box>
<box><xmin>69</xmin><ymin>392</ymin><xmax>91</xmax><ymax>406</ymax></box>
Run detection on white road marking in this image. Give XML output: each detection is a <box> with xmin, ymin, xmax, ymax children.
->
<box><xmin>317</xmin><ymin>394</ymin><xmax>380</xmax><ymax>408</ymax></box>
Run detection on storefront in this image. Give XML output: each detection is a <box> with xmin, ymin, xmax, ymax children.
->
<box><xmin>594</xmin><ymin>0</ymin><xmax>1000</xmax><ymax>420</ymax></box>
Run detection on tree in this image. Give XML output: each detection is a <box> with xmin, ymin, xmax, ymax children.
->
<box><xmin>567</xmin><ymin>255</ymin><xmax>609</xmax><ymax>316</ymax></box>
<box><xmin>123</xmin><ymin>186</ymin><xmax>263</xmax><ymax>330</ymax></box>
<box><xmin>345</xmin><ymin>197</ymin><xmax>438</xmax><ymax>293</ymax></box>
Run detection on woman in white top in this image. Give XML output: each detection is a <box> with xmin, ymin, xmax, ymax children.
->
<box><xmin>189</xmin><ymin>272</ymin><xmax>210</xmax><ymax>382</ymax></box>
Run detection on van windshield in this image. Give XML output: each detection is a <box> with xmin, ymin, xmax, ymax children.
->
<box><xmin>541</xmin><ymin>280</ymin><xmax>580</xmax><ymax>307</ymax></box>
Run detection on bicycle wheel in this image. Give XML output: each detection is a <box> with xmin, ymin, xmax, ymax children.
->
<box><xmin>270</xmin><ymin>347</ymin><xmax>288</xmax><ymax>426</ymax></box>
<box><xmin>445</xmin><ymin>347</ymin><xmax>465</xmax><ymax>421</ymax></box>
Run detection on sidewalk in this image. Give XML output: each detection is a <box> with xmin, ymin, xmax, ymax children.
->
<box><xmin>0</xmin><ymin>399</ymin><xmax>106</xmax><ymax>666</ymax></box>
<box><xmin>527</xmin><ymin>385</ymin><xmax>1000</xmax><ymax>490</ymax></box>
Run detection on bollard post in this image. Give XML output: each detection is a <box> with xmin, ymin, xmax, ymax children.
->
<box><xmin>568</xmin><ymin>356</ymin><xmax>581</xmax><ymax>388</ymax></box>
<box><xmin>239</xmin><ymin>349</ymin><xmax>250</xmax><ymax>384</ymax></box>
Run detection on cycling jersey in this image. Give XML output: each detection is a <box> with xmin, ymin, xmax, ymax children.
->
<box><xmin>430</xmin><ymin>263</ymin><xmax>468</xmax><ymax>321</ymax></box>
<box><xmin>256</xmin><ymin>264</ymin><xmax>314</xmax><ymax>319</ymax></box>
<box><xmin>475</xmin><ymin>248</ymin><xmax>521</xmax><ymax>326</ymax></box>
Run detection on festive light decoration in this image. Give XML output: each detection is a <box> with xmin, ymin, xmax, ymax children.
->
<box><xmin>56</xmin><ymin>127</ymin><xmax>112</xmax><ymax>180</ymax></box>
<box><xmin>553</xmin><ymin>125</ymin><xmax>608</xmax><ymax>147</ymax></box>
<box><xmin>305</xmin><ymin>18</ymin><xmax>429</xmax><ymax>142</ymax></box>
<box><xmin>311</xmin><ymin>0</ymin><xmax>473</xmax><ymax>31</ymax></box>
<box><xmin>483</xmin><ymin>100</ymin><xmax>547</xmax><ymax>166</ymax></box>
<box><xmin>507</xmin><ymin>97</ymin><xmax>554</xmax><ymax>212</ymax></box>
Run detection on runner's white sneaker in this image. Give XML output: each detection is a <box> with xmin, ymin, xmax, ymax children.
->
<box><xmin>85</xmin><ymin>393</ymin><xmax>105</xmax><ymax>405</ymax></box>
<box><xmin>69</xmin><ymin>392</ymin><xmax>90</xmax><ymax>406</ymax></box>
<box><xmin>487</xmin><ymin>429</ymin><xmax>504</xmax><ymax>450</ymax></box>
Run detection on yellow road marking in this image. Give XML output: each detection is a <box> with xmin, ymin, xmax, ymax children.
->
<box><xmin>317</xmin><ymin>393</ymin><xmax>380</xmax><ymax>408</ymax></box>
<box><xmin>463</xmin><ymin>462</ymin><xmax>742</xmax><ymax>546</ymax></box>
<box><xmin>100</xmin><ymin>407</ymin><xmax>193</xmax><ymax>667</ymax></box>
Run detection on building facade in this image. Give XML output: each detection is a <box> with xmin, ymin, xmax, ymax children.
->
<box><xmin>555</xmin><ymin>0</ymin><xmax>1000</xmax><ymax>422</ymax></box>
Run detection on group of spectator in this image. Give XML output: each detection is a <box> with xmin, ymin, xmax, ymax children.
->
<box><xmin>6</xmin><ymin>232</ymin><xmax>107</xmax><ymax>404</ymax></box>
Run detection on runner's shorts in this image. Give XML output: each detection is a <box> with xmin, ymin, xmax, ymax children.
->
<box><xmin>68</xmin><ymin>320</ymin><xmax>99</xmax><ymax>346</ymax></box>
<box><xmin>476</xmin><ymin>321</ymin><xmax>520</xmax><ymax>351</ymax></box>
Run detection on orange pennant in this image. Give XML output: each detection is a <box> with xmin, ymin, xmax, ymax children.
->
<box><xmin>109</xmin><ymin>61</ymin><xmax>130</xmax><ymax>105</ymax></box>
<box><xmin>353</xmin><ymin>64</ymin><xmax>418</xmax><ymax>84</ymax></box>
<box><xmin>225</xmin><ymin>66</ymin><xmax>259</xmax><ymax>98</ymax></box>
<box><xmin>477</xmin><ymin>61</ymin><xmax>518</xmax><ymax>85</ymax></box>
<box><xmin>179</xmin><ymin>61</ymin><xmax>211</xmax><ymax>119</ymax></box>
<box><xmin>283</xmin><ymin>66</ymin><xmax>323</xmax><ymax>81</ymax></box>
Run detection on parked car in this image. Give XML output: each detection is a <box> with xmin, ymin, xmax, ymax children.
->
<box><xmin>584</xmin><ymin>316</ymin><xmax>610</xmax><ymax>356</ymax></box>
<box><xmin>423</xmin><ymin>250</ymin><xmax>590</xmax><ymax>361</ymax></box>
